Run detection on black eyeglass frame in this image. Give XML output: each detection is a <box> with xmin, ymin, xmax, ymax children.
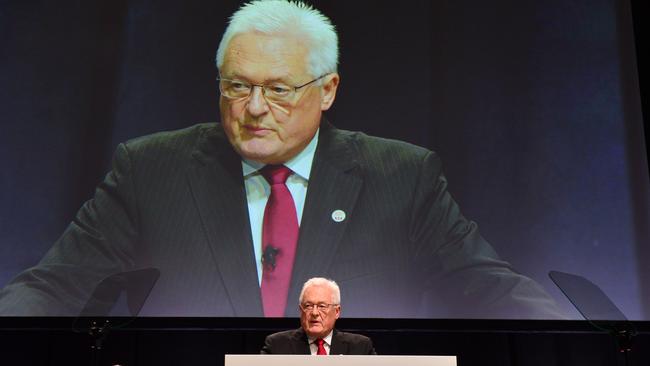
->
<box><xmin>216</xmin><ymin>73</ymin><xmax>331</xmax><ymax>102</ymax></box>
<box><xmin>300</xmin><ymin>302</ymin><xmax>340</xmax><ymax>313</ymax></box>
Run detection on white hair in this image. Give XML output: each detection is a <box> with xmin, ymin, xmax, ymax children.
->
<box><xmin>215</xmin><ymin>0</ymin><xmax>338</xmax><ymax>77</ymax></box>
<box><xmin>299</xmin><ymin>277</ymin><xmax>341</xmax><ymax>305</ymax></box>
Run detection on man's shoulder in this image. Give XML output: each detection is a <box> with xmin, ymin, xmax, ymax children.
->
<box><xmin>122</xmin><ymin>122</ymin><xmax>223</xmax><ymax>151</ymax></box>
<box><xmin>334</xmin><ymin>329</ymin><xmax>372</xmax><ymax>343</ymax></box>
<box><xmin>325</xmin><ymin>126</ymin><xmax>436</xmax><ymax>162</ymax></box>
<box><xmin>266</xmin><ymin>328</ymin><xmax>304</xmax><ymax>340</ymax></box>
<box><xmin>332</xmin><ymin>329</ymin><xmax>376</xmax><ymax>354</ymax></box>
<box><xmin>322</xmin><ymin>126</ymin><xmax>441</xmax><ymax>178</ymax></box>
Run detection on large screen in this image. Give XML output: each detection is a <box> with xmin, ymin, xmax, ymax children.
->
<box><xmin>0</xmin><ymin>0</ymin><xmax>648</xmax><ymax>320</ymax></box>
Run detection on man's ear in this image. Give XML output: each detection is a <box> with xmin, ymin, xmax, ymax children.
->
<box><xmin>320</xmin><ymin>73</ymin><xmax>340</xmax><ymax>111</ymax></box>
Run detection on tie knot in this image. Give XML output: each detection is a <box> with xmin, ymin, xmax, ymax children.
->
<box><xmin>316</xmin><ymin>338</ymin><xmax>324</xmax><ymax>346</ymax></box>
<box><xmin>261</xmin><ymin>165</ymin><xmax>293</xmax><ymax>185</ymax></box>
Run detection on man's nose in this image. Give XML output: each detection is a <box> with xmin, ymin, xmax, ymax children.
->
<box><xmin>246</xmin><ymin>86</ymin><xmax>269</xmax><ymax>116</ymax></box>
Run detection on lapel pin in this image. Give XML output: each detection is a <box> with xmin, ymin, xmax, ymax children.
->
<box><xmin>331</xmin><ymin>209</ymin><xmax>346</xmax><ymax>222</ymax></box>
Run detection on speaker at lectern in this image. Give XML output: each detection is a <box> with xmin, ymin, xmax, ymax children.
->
<box><xmin>225</xmin><ymin>355</ymin><xmax>457</xmax><ymax>366</ymax></box>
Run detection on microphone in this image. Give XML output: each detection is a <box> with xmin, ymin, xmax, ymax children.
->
<box><xmin>262</xmin><ymin>245</ymin><xmax>280</xmax><ymax>271</ymax></box>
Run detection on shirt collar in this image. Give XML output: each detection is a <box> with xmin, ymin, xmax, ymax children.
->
<box><xmin>242</xmin><ymin>128</ymin><xmax>319</xmax><ymax>180</ymax></box>
<box><xmin>308</xmin><ymin>329</ymin><xmax>334</xmax><ymax>346</ymax></box>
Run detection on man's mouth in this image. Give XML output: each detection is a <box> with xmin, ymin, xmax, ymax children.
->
<box><xmin>243</xmin><ymin>125</ymin><xmax>272</xmax><ymax>136</ymax></box>
<box><xmin>245</xmin><ymin>125</ymin><xmax>267</xmax><ymax>130</ymax></box>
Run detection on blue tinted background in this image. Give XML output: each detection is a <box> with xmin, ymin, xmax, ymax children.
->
<box><xmin>1</xmin><ymin>0</ymin><xmax>648</xmax><ymax>319</ymax></box>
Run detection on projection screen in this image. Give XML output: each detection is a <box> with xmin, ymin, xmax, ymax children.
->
<box><xmin>0</xmin><ymin>0</ymin><xmax>648</xmax><ymax>320</ymax></box>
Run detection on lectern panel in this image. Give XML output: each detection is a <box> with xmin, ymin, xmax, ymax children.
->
<box><xmin>225</xmin><ymin>355</ymin><xmax>457</xmax><ymax>366</ymax></box>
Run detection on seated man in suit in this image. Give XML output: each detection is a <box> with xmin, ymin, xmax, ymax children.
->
<box><xmin>0</xmin><ymin>0</ymin><xmax>564</xmax><ymax>319</ymax></box>
<box><xmin>261</xmin><ymin>278</ymin><xmax>375</xmax><ymax>355</ymax></box>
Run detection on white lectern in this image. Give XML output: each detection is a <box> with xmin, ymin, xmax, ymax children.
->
<box><xmin>225</xmin><ymin>354</ymin><xmax>457</xmax><ymax>366</ymax></box>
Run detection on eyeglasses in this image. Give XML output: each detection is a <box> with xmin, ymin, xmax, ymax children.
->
<box><xmin>300</xmin><ymin>302</ymin><xmax>339</xmax><ymax>313</ymax></box>
<box><xmin>217</xmin><ymin>74</ymin><xmax>329</xmax><ymax>105</ymax></box>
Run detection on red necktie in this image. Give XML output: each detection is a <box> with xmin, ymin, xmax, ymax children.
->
<box><xmin>316</xmin><ymin>338</ymin><xmax>327</xmax><ymax>355</ymax></box>
<box><xmin>260</xmin><ymin>165</ymin><xmax>299</xmax><ymax>317</ymax></box>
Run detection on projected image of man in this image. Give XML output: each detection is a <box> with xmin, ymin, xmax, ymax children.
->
<box><xmin>0</xmin><ymin>0</ymin><xmax>564</xmax><ymax>319</ymax></box>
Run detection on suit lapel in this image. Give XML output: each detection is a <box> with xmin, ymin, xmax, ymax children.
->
<box><xmin>329</xmin><ymin>330</ymin><xmax>348</xmax><ymax>355</ymax></box>
<box><xmin>187</xmin><ymin>125</ymin><xmax>262</xmax><ymax>316</ymax></box>
<box><xmin>291</xmin><ymin>328</ymin><xmax>312</xmax><ymax>354</ymax></box>
<box><xmin>286</xmin><ymin>125</ymin><xmax>363</xmax><ymax>312</ymax></box>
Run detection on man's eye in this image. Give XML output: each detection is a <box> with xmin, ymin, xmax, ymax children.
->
<box><xmin>268</xmin><ymin>85</ymin><xmax>291</xmax><ymax>95</ymax></box>
<box><xmin>230</xmin><ymin>82</ymin><xmax>250</xmax><ymax>91</ymax></box>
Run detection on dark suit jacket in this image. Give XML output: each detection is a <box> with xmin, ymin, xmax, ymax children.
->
<box><xmin>0</xmin><ymin>121</ymin><xmax>564</xmax><ymax>318</ymax></box>
<box><xmin>261</xmin><ymin>328</ymin><xmax>376</xmax><ymax>355</ymax></box>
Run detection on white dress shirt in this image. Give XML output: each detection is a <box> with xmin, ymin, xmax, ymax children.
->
<box><xmin>308</xmin><ymin>330</ymin><xmax>333</xmax><ymax>355</ymax></box>
<box><xmin>242</xmin><ymin>129</ymin><xmax>319</xmax><ymax>285</ymax></box>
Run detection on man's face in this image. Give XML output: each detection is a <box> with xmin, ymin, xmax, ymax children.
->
<box><xmin>299</xmin><ymin>284</ymin><xmax>340</xmax><ymax>338</ymax></box>
<box><xmin>219</xmin><ymin>32</ymin><xmax>339</xmax><ymax>164</ymax></box>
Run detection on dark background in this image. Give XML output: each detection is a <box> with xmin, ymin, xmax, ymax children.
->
<box><xmin>1</xmin><ymin>0</ymin><xmax>648</xmax><ymax>320</ymax></box>
<box><xmin>2</xmin><ymin>318</ymin><xmax>650</xmax><ymax>366</ymax></box>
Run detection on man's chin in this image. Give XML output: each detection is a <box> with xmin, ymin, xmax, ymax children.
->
<box><xmin>306</xmin><ymin>326</ymin><xmax>325</xmax><ymax>337</ymax></box>
<box><xmin>238</xmin><ymin>148</ymin><xmax>277</xmax><ymax>164</ymax></box>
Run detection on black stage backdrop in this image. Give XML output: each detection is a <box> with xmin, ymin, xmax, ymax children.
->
<box><xmin>1</xmin><ymin>0</ymin><xmax>648</xmax><ymax>319</ymax></box>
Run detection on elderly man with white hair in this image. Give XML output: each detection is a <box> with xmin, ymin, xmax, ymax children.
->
<box><xmin>261</xmin><ymin>278</ymin><xmax>376</xmax><ymax>355</ymax></box>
